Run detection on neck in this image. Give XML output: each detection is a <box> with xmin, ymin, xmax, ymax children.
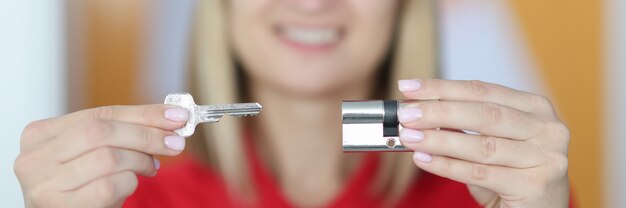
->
<box><xmin>248</xmin><ymin>79</ymin><xmax>374</xmax><ymax>206</ymax></box>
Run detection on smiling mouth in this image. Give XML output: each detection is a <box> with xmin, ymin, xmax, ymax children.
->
<box><xmin>276</xmin><ymin>24</ymin><xmax>344</xmax><ymax>51</ymax></box>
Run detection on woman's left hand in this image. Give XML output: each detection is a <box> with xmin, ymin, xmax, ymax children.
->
<box><xmin>397</xmin><ymin>79</ymin><xmax>570</xmax><ymax>208</ymax></box>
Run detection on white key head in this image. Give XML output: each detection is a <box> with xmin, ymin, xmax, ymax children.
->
<box><xmin>164</xmin><ymin>93</ymin><xmax>198</xmax><ymax>137</ymax></box>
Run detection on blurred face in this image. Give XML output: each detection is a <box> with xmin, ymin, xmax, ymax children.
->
<box><xmin>230</xmin><ymin>0</ymin><xmax>399</xmax><ymax>97</ymax></box>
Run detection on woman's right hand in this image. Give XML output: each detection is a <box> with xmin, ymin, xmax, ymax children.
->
<box><xmin>14</xmin><ymin>105</ymin><xmax>189</xmax><ymax>208</ymax></box>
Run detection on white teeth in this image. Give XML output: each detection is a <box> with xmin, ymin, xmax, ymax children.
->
<box><xmin>281</xmin><ymin>26</ymin><xmax>339</xmax><ymax>45</ymax></box>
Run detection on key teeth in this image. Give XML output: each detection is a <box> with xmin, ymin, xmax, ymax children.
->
<box><xmin>230</xmin><ymin>113</ymin><xmax>259</xmax><ymax>118</ymax></box>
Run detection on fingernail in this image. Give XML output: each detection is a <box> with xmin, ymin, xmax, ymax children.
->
<box><xmin>400</xmin><ymin>129</ymin><xmax>424</xmax><ymax>143</ymax></box>
<box><xmin>413</xmin><ymin>151</ymin><xmax>432</xmax><ymax>163</ymax></box>
<box><xmin>398</xmin><ymin>107</ymin><xmax>422</xmax><ymax>123</ymax></box>
<box><xmin>153</xmin><ymin>158</ymin><xmax>161</xmax><ymax>170</ymax></box>
<box><xmin>398</xmin><ymin>79</ymin><xmax>421</xmax><ymax>92</ymax></box>
<box><xmin>164</xmin><ymin>108</ymin><xmax>189</xmax><ymax>122</ymax></box>
<box><xmin>164</xmin><ymin>135</ymin><xmax>186</xmax><ymax>151</ymax></box>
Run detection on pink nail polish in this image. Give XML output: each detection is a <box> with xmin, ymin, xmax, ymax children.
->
<box><xmin>398</xmin><ymin>80</ymin><xmax>421</xmax><ymax>92</ymax></box>
<box><xmin>398</xmin><ymin>107</ymin><xmax>422</xmax><ymax>123</ymax></box>
<box><xmin>153</xmin><ymin>158</ymin><xmax>161</xmax><ymax>170</ymax></box>
<box><xmin>413</xmin><ymin>151</ymin><xmax>432</xmax><ymax>163</ymax></box>
<box><xmin>164</xmin><ymin>108</ymin><xmax>189</xmax><ymax>122</ymax></box>
<box><xmin>400</xmin><ymin>129</ymin><xmax>424</xmax><ymax>143</ymax></box>
<box><xmin>164</xmin><ymin>135</ymin><xmax>186</xmax><ymax>151</ymax></box>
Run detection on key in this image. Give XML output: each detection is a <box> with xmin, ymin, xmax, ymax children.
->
<box><xmin>165</xmin><ymin>93</ymin><xmax>262</xmax><ymax>137</ymax></box>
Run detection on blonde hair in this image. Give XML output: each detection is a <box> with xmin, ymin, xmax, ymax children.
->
<box><xmin>189</xmin><ymin>0</ymin><xmax>438</xmax><ymax>203</ymax></box>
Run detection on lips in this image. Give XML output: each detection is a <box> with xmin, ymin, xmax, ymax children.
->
<box><xmin>277</xmin><ymin>25</ymin><xmax>342</xmax><ymax>48</ymax></box>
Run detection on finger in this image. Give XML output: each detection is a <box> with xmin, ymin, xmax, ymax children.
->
<box><xmin>399</xmin><ymin>101</ymin><xmax>544</xmax><ymax>140</ymax></box>
<box><xmin>467</xmin><ymin>185</ymin><xmax>499</xmax><ymax>206</ymax></box>
<box><xmin>38</xmin><ymin>120</ymin><xmax>185</xmax><ymax>163</ymax></box>
<box><xmin>20</xmin><ymin>118</ymin><xmax>61</xmax><ymax>153</ymax></box>
<box><xmin>51</xmin><ymin>147</ymin><xmax>157</xmax><ymax>191</ymax></box>
<box><xmin>90</xmin><ymin>104</ymin><xmax>189</xmax><ymax>129</ymax></box>
<box><xmin>20</xmin><ymin>104</ymin><xmax>188</xmax><ymax>154</ymax></box>
<box><xmin>13</xmin><ymin>151</ymin><xmax>62</xmax><ymax>189</ymax></box>
<box><xmin>64</xmin><ymin>171</ymin><xmax>138</xmax><ymax>207</ymax></box>
<box><xmin>411</xmin><ymin>154</ymin><xmax>520</xmax><ymax>196</ymax></box>
<box><xmin>399</xmin><ymin>129</ymin><xmax>543</xmax><ymax>168</ymax></box>
<box><xmin>398</xmin><ymin>79</ymin><xmax>555</xmax><ymax>115</ymax></box>
<box><xmin>70</xmin><ymin>104</ymin><xmax>188</xmax><ymax>131</ymax></box>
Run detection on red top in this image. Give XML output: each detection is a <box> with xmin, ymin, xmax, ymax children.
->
<box><xmin>125</xmin><ymin>154</ymin><xmax>482</xmax><ymax>208</ymax></box>
<box><xmin>124</xmin><ymin>134</ymin><xmax>573</xmax><ymax>207</ymax></box>
<box><xmin>125</xmin><ymin>140</ymin><xmax>484</xmax><ymax>208</ymax></box>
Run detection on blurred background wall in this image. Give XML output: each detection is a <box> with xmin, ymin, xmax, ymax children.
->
<box><xmin>0</xmin><ymin>1</ymin><xmax>65</xmax><ymax>207</ymax></box>
<box><xmin>1</xmin><ymin>1</ymin><xmax>624</xmax><ymax>207</ymax></box>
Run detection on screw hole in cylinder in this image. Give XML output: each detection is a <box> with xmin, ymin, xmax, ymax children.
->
<box><xmin>386</xmin><ymin>138</ymin><xmax>396</xmax><ymax>148</ymax></box>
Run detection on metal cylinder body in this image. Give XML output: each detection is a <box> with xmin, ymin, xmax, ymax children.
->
<box><xmin>342</xmin><ymin>100</ymin><xmax>418</xmax><ymax>152</ymax></box>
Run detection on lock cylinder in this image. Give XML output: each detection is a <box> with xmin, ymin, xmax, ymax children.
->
<box><xmin>341</xmin><ymin>100</ymin><xmax>410</xmax><ymax>152</ymax></box>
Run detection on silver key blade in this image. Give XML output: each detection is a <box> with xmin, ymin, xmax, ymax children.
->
<box><xmin>164</xmin><ymin>93</ymin><xmax>262</xmax><ymax>137</ymax></box>
<box><xmin>197</xmin><ymin>103</ymin><xmax>262</xmax><ymax>118</ymax></box>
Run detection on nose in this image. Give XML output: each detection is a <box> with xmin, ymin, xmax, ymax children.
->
<box><xmin>286</xmin><ymin>0</ymin><xmax>335</xmax><ymax>13</ymax></box>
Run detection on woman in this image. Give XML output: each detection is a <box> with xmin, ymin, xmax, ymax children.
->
<box><xmin>14</xmin><ymin>0</ymin><xmax>571</xmax><ymax>207</ymax></box>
